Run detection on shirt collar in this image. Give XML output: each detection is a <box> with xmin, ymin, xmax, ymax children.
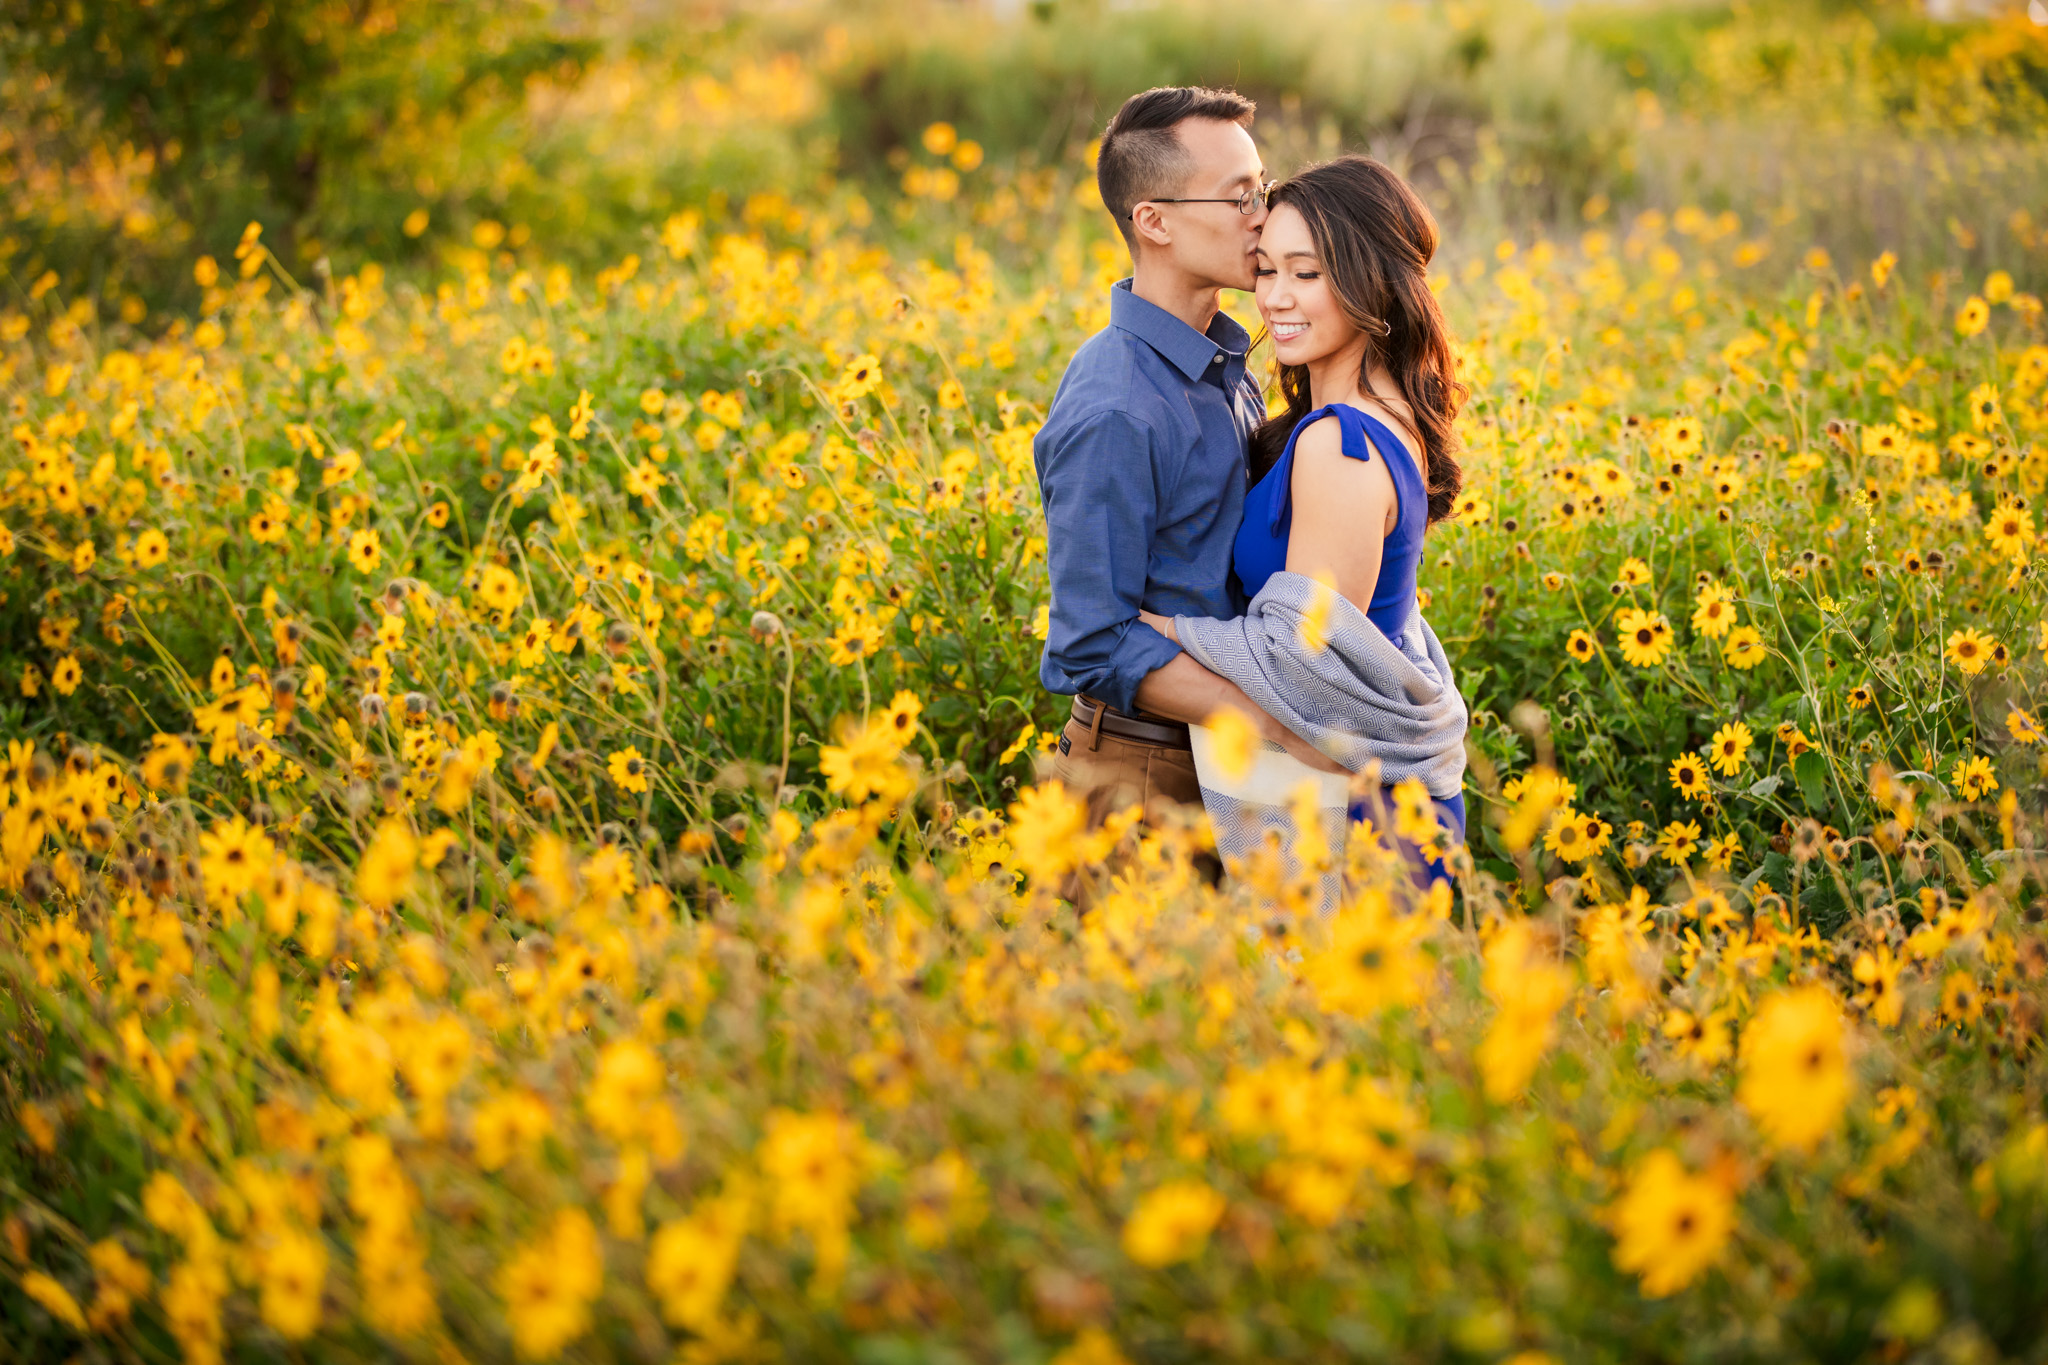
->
<box><xmin>1109</xmin><ymin>277</ymin><xmax>1251</xmax><ymax>384</ymax></box>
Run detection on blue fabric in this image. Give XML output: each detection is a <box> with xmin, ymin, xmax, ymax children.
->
<box><xmin>1348</xmin><ymin>789</ymin><xmax>1466</xmax><ymax>886</ymax></box>
<box><xmin>1234</xmin><ymin>403</ymin><xmax>1427</xmax><ymax>651</ymax></box>
<box><xmin>1034</xmin><ymin>278</ymin><xmax>1266</xmax><ymax>715</ymax></box>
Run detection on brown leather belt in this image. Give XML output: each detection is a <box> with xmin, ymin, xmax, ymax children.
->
<box><xmin>1069</xmin><ymin>694</ymin><xmax>1192</xmax><ymax>750</ymax></box>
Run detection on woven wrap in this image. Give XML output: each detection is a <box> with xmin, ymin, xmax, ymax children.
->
<box><xmin>1174</xmin><ymin>570</ymin><xmax>1468</xmax><ymax>872</ymax></box>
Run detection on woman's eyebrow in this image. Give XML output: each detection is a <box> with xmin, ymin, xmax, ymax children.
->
<box><xmin>1282</xmin><ymin>250</ymin><xmax>1318</xmax><ymax>261</ymax></box>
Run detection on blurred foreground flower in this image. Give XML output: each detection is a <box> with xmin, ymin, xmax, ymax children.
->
<box><xmin>1738</xmin><ymin>986</ymin><xmax>1850</xmax><ymax>1152</ymax></box>
<box><xmin>1122</xmin><ymin>1179</ymin><xmax>1226</xmax><ymax>1268</ymax></box>
<box><xmin>498</xmin><ymin>1207</ymin><xmax>602</xmax><ymax>1359</ymax></box>
<box><xmin>1609</xmin><ymin>1149</ymin><xmax>1734</xmax><ymax>1297</ymax></box>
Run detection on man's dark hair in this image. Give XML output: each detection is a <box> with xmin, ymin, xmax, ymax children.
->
<box><xmin>1097</xmin><ymin>86</ymin><xmax>1256</xmax><ymax>252</ymax></box>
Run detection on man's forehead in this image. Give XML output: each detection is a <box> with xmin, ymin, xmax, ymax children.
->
<box><xmin>1178</xmin><ymin>118</ymin><xmax>1262</xmax><ymax>179</ymax></box>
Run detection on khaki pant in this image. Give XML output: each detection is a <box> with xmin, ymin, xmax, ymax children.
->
<box><xmin>1049</xmin><ymin>716</ymin><xmax>1202</xmax><ymax>828</ymax></box>
<box><xmin>1048</xmin><ymin>715</ymin><xmax>1218</xmax><ymax>902</ymax></box>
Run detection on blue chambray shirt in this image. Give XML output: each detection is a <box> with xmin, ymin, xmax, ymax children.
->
<box><xmin>1034</xmin><ymin>277</ymin><xmax>1263</xmax><ymax>715</ymax></box>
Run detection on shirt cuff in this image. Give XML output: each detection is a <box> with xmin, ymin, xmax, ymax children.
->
<box><xmin>1102</xmin><ymin>623</ymin><xmax>1183</xmax><ymax>716</ymax></box>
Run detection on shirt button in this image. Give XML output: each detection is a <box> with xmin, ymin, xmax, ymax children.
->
<box><xmin>1211</xmin><ymin>354</ymin><xmax>1223</xmax><ymax>364</ymax></box>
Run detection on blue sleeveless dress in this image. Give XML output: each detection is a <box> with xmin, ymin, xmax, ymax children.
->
<box><xmin>1236</xmin><ymin>403</ymin><xmax>1466</xmax><ymax>881</ymax></box>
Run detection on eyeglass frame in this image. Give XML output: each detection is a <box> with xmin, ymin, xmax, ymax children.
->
<box><xmin>1127</xmin><ymin>179</ymin><xmax>1277</xmax><ymax>219</ymax></box>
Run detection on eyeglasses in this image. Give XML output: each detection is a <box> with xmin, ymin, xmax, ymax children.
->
<box><xmin>1129</xmin><ymin>179</ymin><xmax>1276</xmax><ymax>219</ymax></box>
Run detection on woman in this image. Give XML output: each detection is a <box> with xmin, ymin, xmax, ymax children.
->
<box><xmin>1139</xmin><ymin>155</ymin><xmax>1469</xmax><ymax>887</ymax></box>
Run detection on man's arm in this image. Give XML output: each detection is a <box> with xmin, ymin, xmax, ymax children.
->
<box><xmin>1036</xmin><ymin>409</ymin><xmax>1182</xmax><ymax>714</ymax></box>
<box><xmin>1135</xmin><ymin>653</ymin><xmax>1349</xmax><ymax>775</ymax></box>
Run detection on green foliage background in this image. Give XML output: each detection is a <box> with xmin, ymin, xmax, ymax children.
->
<box><xmin>6</xmin><ymin>0</ymin><xmax>2047</xmax><ymax>313</ymax></box>
<box><xmin>0</xmin><ymin>6</ymin><xmax>2047</xmax><ymax>1364</ymax></box>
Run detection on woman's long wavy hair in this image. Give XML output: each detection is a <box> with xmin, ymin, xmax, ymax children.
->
<box><xmin>1249</xmin><ymin>156</ymin><xmax>1467</xmax><ymax>523</ymax></box>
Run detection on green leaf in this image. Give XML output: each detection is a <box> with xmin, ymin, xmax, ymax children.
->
<box><xmin>1794</xmin><ymin>749</ymin><xmax>1830</xmax><ymax>814</ymax></box>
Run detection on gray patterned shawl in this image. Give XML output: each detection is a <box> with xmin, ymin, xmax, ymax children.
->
<box><xmin>1174</xmin><ymin>570</ymin><xmax>1468</xmax><ymax>872</ymax></box>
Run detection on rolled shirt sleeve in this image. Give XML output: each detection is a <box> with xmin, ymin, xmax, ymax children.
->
<box><xmin>1036</xmin><ymin>409</ymin><xmax>1183</xmax><ymax>715</ymax></box>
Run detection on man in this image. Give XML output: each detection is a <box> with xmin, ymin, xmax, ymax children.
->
<box><xmin>1036</xmin><ymin>85</ymin><xmax>1337</xmax><ymax>832</ymax></box>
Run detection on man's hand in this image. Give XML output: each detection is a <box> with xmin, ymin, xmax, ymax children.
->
<box><xmin>1133</xmin><ymin>653</ymin><xmax>1348</xmax><ymax>775</ymax></box>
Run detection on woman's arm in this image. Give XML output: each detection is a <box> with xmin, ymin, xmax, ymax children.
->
<box><xmin>1136</xmin><ymin>609</ymin><xmax>1177</xmax><ymax>642</ymax></box>
<box><xmin>1286</xmin><ymin>415</ymin><xmax>1399</xmax><ymax>612</ymax></box>
<box><xmin>1145</xmin><ymin>417</ymin><xmax>1395</xmax><ymax>642</ymax></box>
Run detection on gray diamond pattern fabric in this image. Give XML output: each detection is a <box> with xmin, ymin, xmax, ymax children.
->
<box><xmin>1173</xmin><ymin>569</ymin><xmax>1468</xmax><ymax>873</ymax></box>
<box><xmin>1195</xmin><ymin>784</ymin><xmax>1349</xmax><ymax>903</ymax></box>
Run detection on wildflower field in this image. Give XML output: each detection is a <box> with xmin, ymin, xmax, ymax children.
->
<box><xmin>5</xmin><ymin>3</ymin><xmax>2048</xmax><ymax>1362</ymax></box>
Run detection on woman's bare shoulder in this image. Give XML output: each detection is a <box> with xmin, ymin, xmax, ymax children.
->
<box><xmin>1286</xmin><ymin>413</ymin><xmax>1351</xmax><ymax>456</ymax></box>
<box><xmin>1289</xmin><ymin>411</ymin><xmax>1349</xmax><ymax>462</ymax></box>
<box><xmin>1291</xmin><ymin>414</ymin><xmax>1396</xmax><ymax>503</ymax></box>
